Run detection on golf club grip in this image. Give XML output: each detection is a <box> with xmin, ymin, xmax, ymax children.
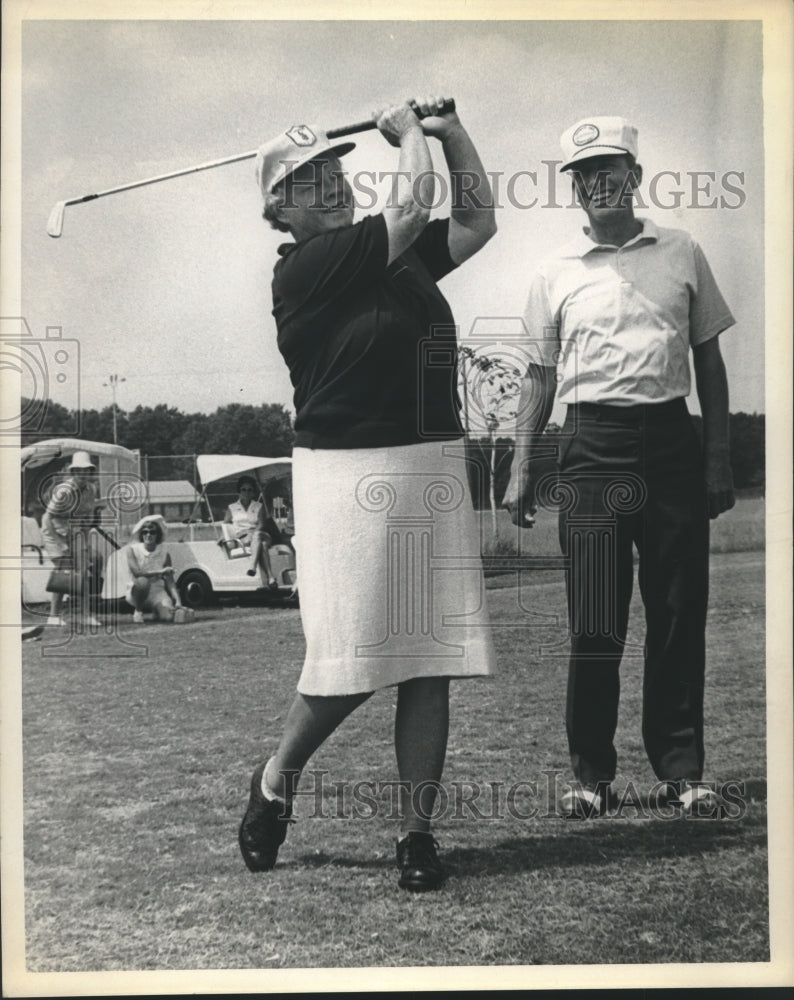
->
<box><xmin>327</xmin><ymin>98</ymin><xmax>456</xmax><ymax>139</ymax></box>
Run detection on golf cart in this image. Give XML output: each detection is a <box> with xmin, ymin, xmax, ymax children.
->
<box><xmin>20</xmin><ymin>438</ymin><xmax>142</xmax><ymax>611</ymax></box>
<box><xmin>101</xmin><ymin>454</ymin><xmax>297</xmax><ymax>609</ymax></box>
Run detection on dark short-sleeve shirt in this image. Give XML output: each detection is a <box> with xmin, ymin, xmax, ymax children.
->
<box><xmin>272</xmin><ymin>214</ymin><xmax>463</xmax><ymax>449</ymax></box>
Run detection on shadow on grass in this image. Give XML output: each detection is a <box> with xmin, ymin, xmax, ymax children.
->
<box><xmin>444</xmin><ymin>811</ymin><xmax>768</xmax><ymax>881</ymax></box>
<box><xmin>288</xmin><ymin>805</ymin><xmax>766</xmax><ymax>878</ymax></box>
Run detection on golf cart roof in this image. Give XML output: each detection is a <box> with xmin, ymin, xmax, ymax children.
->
<box><xmin>195</xmin><ymin>454</ymin><xmax>292</xmax><ymax>488</ymax></box>
<box><xmin>21</xmin><ymin>438</ymin><xmax>139</xmax><ymax>471</ymax></box>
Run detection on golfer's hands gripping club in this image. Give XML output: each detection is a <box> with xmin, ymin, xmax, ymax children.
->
<box><xmin>411</xmin><ymin>94</ymin><xmax>461</xmax><ymax>139</ymax></box>
<box><xmin>373</xmin><ymin>96</ymin><xmax>457</xmax><ymax>146</ymax></box>
<box><xmin>373</xmin><ymin>102</ymin><xmax>426</xmax><ymax>147</ymax></box>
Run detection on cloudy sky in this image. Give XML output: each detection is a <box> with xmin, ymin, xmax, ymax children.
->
<box><xmin>12</xmin><ymin>9</ymin><xmax>771</xmax><ymax>427</ymax></box>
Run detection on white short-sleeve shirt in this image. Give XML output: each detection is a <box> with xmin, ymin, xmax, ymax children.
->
<box><xmin>523</xmin><ymin>219</ymin><xmax>736</xmax><ymax>406</ymax></box>
<box><xmin>227</xmin><ymin>500</ymin><xmax>263</xmax><ymax>538</ymax></box>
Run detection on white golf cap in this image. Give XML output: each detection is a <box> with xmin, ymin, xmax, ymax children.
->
<box><xmin>69</xmin><ymin>450</ymin><xmax>95</xmax><ymax>470</ymax></box>
<box><xmin>132</xmin><ymin>514</ymin><xmax>168</xmax><ymax>539</ymax></box>
<box><xmin>559</xmin><ymin>116</ymin><xmax>638</xmax><ymax>171</ymax></box>
<box><xmin>255</xmin><ymin>124</ymin><xmax>355</xmax><ymax>197</ymax></box>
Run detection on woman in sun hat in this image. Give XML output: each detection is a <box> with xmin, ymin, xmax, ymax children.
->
<box><xmin>126</xmin><ymin>515</ymin><xmax>182</xmax><ymax>624</ymax></box>
<box><xmin>40</xmin><ymin>450</ymin><xmax>102</xmax><ymax>627</ymax></box>
<box><xmin>238</xmin><ymin>95</ymin><xmax>497</xmax><ymax>891</ymax></box>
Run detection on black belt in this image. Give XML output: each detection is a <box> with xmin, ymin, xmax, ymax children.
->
<box><xmin>567</xmin><ymin>398</ymin><xmax>689</xmax><ymax>424</ymax></box>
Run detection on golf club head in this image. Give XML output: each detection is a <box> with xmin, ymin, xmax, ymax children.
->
<box><xmin>47</xmin><ymin>201</ymin><xmax>66</xmax><ymax>238</ymax></box>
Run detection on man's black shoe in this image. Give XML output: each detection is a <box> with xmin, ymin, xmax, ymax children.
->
<box><xmin>396</xmin><ymin>832</ymin><xmax>446</xmax><ymax>892</ymax></box>
<box><xmin>238</xmin><ymin>761</ymin><xmax>293</xmax><ymax>872</ymax></box>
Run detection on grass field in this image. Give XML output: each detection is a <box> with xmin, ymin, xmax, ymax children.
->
<box><xmin>476</xmin><ymin>493</ymin><xmax>766</xmax><ymax>562</ymax></box>
<box><xmin>19</xmin><ymin>532</ymin><xmax>768</xmax><ymax>973</ymax></box>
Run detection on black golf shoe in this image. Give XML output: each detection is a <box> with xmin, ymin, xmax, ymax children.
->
<box><xmin>238</xmin><ymin>761</ymin><xmax>293</xmax><ymax>872</ymax></box>
<box><xmin>396</xmin><ymin>831</ymin><xmax>446</xmax><ymax>892</ymax></box>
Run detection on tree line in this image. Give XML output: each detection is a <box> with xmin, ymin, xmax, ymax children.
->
<box><xmin>466</xmin><ymin>412</ymin><xmax>765</xmax><ymax>510</ymax></box>
<box><xmin>22</xmin><ymin>398</ymin><xmax>764</xmax><ymax>499</ymax></box>
<box><xmin>21</xmin><ymin>399</ymin><xmax>295</xmax><ymax>483</ymax></box>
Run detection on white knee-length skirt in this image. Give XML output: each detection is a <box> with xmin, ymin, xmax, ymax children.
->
<box><xmin>292</xmin><ymin>440</ymin><xmax>496</xmax><ymax>695</ymax></box>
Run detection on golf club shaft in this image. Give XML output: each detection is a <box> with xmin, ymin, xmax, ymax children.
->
<box><xmin>66</xmin><ymin>150</ymin><xmax>261</xmax><ymax>205</ymax></box>
<box><xmin>47</xmin><ymin>150</ymin><xmax>260</xmax><ymax>238</ymax></box>
<box><xmin>47</xmin><ymin>98</ymin><xmax>455</xmax><ymax>237</ymax></box>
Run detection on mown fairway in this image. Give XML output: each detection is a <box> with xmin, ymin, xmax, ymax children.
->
<box><xmin>20</xmin><ymin>543</ymin><xmax>767</xmax><ymax>973</ymax></box>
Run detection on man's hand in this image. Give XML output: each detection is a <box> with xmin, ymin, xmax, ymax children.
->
<box><xmin>502</xmin><ymin>474</ymin><xmax>538</xmax><ymax>528</ymax></box>
<box><xmin>704</xmin><ymin>445</ymin><xmax>735</xmax><ymax>519</ymax></box>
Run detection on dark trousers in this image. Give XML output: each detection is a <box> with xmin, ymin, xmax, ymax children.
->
<box><xmin>557</xmin><ymin>399</ymin><xmax>710</xmax><ymax>786</ymax></box>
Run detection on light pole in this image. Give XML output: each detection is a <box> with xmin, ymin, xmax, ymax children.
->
<box><xmin>486</xmin><ymin>413</ymin><xmax>500</xmax><ymax>541</ymax></box>
<box><xmin>103</xmin><ymin>374</ymin><xmax>126</xmax><ymax>444</ymax></box>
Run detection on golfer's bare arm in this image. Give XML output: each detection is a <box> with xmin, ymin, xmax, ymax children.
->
<box><xmin>375</xmin><ymin>103</ymin><xmax>434</xmax><ymax>265</ymax></box>
<box><xmin>442</xmin><ymin>123</ymin><xmax>496</xmax><ymax>264</ymax></box>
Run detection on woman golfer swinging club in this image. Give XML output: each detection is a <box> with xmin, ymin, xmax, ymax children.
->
<box><xmin>238</xmin><ymin>95</ymin><xmax>497</xmax><ymax>891</ymax></box>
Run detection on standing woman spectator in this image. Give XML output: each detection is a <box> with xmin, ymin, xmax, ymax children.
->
<box><xmin>40</xmin><ymin>450</ymin><xmax>102</xmax><ymax>627</ymax></box>
<box><xmin>238</xmin><ymin>95</ymin><xmax>497</xmax><ymax>891</ymax></box>
<box><xmin>224</xmin><ymin>475</ymin><xmax>277</xmax><ymax>588</ymax></box>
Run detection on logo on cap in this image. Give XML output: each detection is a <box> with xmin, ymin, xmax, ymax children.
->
<box><xmin>572</xmin><ymin>124</ymin><xmax>600</xmax><ymax>147</ymax></box>
<box><xmin>286</xmin><ymin>125</ymin><xmax>317</xmax><ymax>147</ymax></box>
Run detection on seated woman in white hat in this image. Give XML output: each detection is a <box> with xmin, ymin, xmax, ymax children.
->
<box><xmin>126</xmin><ymin>515</ymin><xmax>183</xmax><ymax>623</ymax></box>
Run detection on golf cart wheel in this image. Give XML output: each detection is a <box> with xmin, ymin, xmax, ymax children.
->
<box><xmin>178</xmin><ymin>570</ymin><xmax>214</xmax><ymax>609</ymax></box>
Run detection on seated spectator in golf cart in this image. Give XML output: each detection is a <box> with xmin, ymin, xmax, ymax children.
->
<box><xmin>224</xmin><ymin>475</ymin><xmax>263</xmax><ymax>543</ymax></box>
<box><xmin>223</xmin><ymin>476</ymin><xmax>278</xmax><ymax>589</ymax></box>
<box><xmin>126</xmin><ymin>515</ymin><xmax>183</xmax><ymax>623</ymax></box>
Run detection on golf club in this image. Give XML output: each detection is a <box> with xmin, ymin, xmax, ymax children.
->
<box><xmin>47</xmin><ymin>98</ymin><xmax>456</xmax><ymax>238</ymax></box>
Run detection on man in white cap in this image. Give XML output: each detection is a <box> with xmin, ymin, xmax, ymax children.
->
<box><xmin>41</xmin><ymin>450</ymin><xmax>103</xmax><ymax>627</ymax></box>
<box><xmin>504</xmin><ymin>117</ymin><xmax>736</xmax><ymax>817</ymax></box>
